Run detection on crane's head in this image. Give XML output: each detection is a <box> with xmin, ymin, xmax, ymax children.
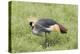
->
<box><xmin>27</xmin><ymin>16</ymin><xmax>38</xmax><ymax>29</ymax></box>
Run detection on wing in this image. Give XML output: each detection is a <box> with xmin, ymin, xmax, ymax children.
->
<box><xmin>37</xmin><ymin>18</ymin><xmax>57</xmax><ymax>28</ymax></box>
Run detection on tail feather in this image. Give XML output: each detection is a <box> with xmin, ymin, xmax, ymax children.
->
<box><xmin>58</xmin><ymin>24</ymin><xmax>67</xmax><ymax>33</ymax></box>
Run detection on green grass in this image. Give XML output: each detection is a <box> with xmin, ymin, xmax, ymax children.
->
<box><xmin>10</xmin><ymin>1</ymin><xmax>78</xmax><ymax>53</ymax></box>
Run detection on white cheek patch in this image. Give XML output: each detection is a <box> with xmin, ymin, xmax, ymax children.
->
<box><xmin>32</xmin><ymin>22</ymin><xmax>36</xmax><ymax>26</ymax></box>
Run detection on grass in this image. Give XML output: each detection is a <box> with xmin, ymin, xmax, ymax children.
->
<box><xmin>9</xmin><ymin>1</ymin><xmax>78</xmax><ymax>53</ymax></box>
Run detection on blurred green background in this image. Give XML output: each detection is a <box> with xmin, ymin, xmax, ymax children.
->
<box><xmin>10</xmin><ymin>1</ymin><xmax>78</xmax><ymax>53</ymax></box>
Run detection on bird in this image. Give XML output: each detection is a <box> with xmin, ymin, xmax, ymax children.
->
<box><xmin>28</xmin><ymin>18</ymin><xmax>67</xmax><ymax>35</ymax></box>
<box><xmin>28</xmin><ymin>17</ymin><xmax>67</xmax><ymax>48</ymax></box>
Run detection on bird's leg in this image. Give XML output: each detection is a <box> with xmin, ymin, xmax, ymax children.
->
<box><xmin>47</xmin><ymin>32</ymin><xmax>51</xmax><ymax>47</ymax></box>
<box><xmin>44</xmin><ymin>32</ymin><xmax>47</xmax><ymax>48</ymax></box>
<box><xmin>46</xmin><ymin>32</ymin><xmax>52</xmax><ymax>47</ymax></box>
<box><xmin>44</xmin><ymin>32</ymin><xmax>49</xmax><ymax>48</ymax></box>
<box><xmin>42</xmin><ymin>32</ymin><xmax>49</xmax><ymax>49</ymax></box>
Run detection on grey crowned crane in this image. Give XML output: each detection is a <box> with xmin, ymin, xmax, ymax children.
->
<box><xmin>28</xmin><ymin>17</ymin><xmax>67</xmax><ymax>48</ymax></box>
<box><xmin>29</xmin><ymin>18</ymin><xmax>67</xmax><ymax>34</ymax></box>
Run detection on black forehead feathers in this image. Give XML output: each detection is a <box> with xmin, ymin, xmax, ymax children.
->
<box><xmin>29</xmin><ymin>22</ymin><xmax>33</xmax><ymax>26</ymax></box>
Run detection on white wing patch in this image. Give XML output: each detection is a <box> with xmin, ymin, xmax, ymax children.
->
<box><xmin>46</xmin><ymin>24</ymin><xmax>60</xmax><ymax>32</ymax></box>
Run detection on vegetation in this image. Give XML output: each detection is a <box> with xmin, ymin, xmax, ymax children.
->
<box><xmin>10</xmin><ymin>1</ymin><xmax>78</xmax><ymax>53</ymax></box>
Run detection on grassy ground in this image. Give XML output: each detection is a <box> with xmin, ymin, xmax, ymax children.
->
<box><xmin>10</xmin><ymin>1</ymin><xmax>78</xmax><ymax>53</ymax></box>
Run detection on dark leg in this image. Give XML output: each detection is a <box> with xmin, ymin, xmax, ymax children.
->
<box><xmin>42</xmin><ymin>32</ymin><xmax>50</xmax><ymax>49</ymax></box>
<box><xmin>44</xmin><ymin>32</ymin><xmax>48</xmax><ymax>49</ymax></box>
